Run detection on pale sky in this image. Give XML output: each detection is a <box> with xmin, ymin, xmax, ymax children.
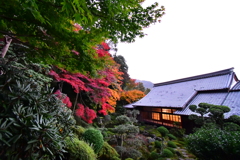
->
<box><xmin>116</xmin><ymin>0</ymin><xmax>240</xmax><ymax>83</ymax></box>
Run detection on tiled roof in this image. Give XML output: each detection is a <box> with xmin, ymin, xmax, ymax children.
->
<box><xmin>222</xmin><ymin>91</ymin><xmax>240</xmax><ymax>118</ymax></box>
<box><xmin>132</xmin><ymin>68</ymin><xmax>235</xmax><ymax>108</ymax></box>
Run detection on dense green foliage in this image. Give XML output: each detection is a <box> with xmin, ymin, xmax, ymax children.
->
<box><xmin>227</xmin><ymin>115</ymin><xmax>240</xmax><ymax>125</ymax></box>
<box><xmin>65</xmin><ymin>137</ymin><xmax>97</xmax><ymax>160</ymax></box>
<box><xmin>0</xmin><ymin>0</ymin><xmax>165</xmax><ymax>74</ymax></box>
<box><xmin>0</xmin><ymin>52</ymin><xmax>75</xmax><ymax>159</ymax></box>
<box><xmin>72</xmin><ymin>125</ymin><xmax>86</xmax><ymax>138</ymax></box>
<box><xmin>149</xmin><ymin>151</ymin><xmax>161</xmax><ymax>160</ymax></box>
<box><xmin>157</xmin><ymin>126</ymin><xmax>169</xmax><ymax>137</ymax></box>
<box><xmin>167</xmin><ymin>133</ymin><xmax>177</xmax><ymax>140</ymax></box>
<box><xmin>98</xmin><ymin>141</ymin><xmax>120</xmax><ymax>160</ymax></box>
<box><xmin>186</xmin><ymin>128</ymin><xmax>240</xmax><ymax>160</ymax></box>
<box><xmin>154</xmin><ymin>140</ymin><xmax>162</xmax><ymax>149</ymax></box>
<box><xmin>82</xmin><ymin>128</ymin><xmax>104</xmax><ymax>154</ymax></box>
<box><xmin>167</xmin><ymin>141</ymin><xmax>177</xmax><ymax>148</ymax></box>
<box><xmin>189</xmin><ymin>103</ymin><xmax>230</xmax><ymax>127</ymax></box>
<box><xmin>161</xmin><ymin>148</ymin><xmax>174</xmax><ymax>158</ymax></box>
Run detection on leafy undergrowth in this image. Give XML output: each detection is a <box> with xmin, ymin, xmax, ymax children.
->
<box><xmin>138</xmin><ymin>124</ymin><xmax>197</xmax><ymax>160</ymax></box>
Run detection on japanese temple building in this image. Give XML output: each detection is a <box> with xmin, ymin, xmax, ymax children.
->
<box><xmin>124</xmin><ymin>68</ymin><xmax>240</xmax><ymax>132</ymax></box>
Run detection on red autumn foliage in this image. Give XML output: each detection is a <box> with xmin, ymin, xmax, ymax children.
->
<box><xmin>75</xmin><ymin>104</ymin><xmax>97</xmax><ymax>123</ymax></box>
<box><xmin>96</xmin><ymin>42</ymin><xmax>111</xmax><ymax>57</ymax></box>
<box><xmin>49</xmin><ymin>42</ymin><xmax>125</xmax><ymax>123</ymax></box>
<box><xmin>54</xmin><ymin>90</ymin><xmax>72</xmax><ymax>108</ymax></box>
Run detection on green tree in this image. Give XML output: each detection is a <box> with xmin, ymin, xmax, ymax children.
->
<box><xmin>189</xmin><ymin>103</ymin><xmax>230</xmax><ymax>128</ymax></box>
<box><xmin>0</xmin><ymin>0</ymin><xmax>165</xmax><ymax>74</ymax></box>
<box><xmin>113</xmin><ymin>55</ymin><xmax>130</xmax><ymax>89</ymax></box>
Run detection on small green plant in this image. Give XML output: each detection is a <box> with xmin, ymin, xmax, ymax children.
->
<box><xmin>149</xmin><ymin>151</ymin><xmax>161</xmax><ymax>160</ymax></box>
<box><xmin>166</xmin><ymin>147</ymin><xmax>175</xmax><ymax>154</ymax></box>
<box><xmin>161</xmin><ymin>148</ymin><xmax>173</xmax><ymax>158</ymax></box>
<box><xmin>154</xmin><ymin>140</ymin><xmax>162</xmax><ymax>149</ymax></box>
<box><xmin>167</xmin><ymin>141</ymin><xmax>177</xmax><ymax>148</ymax></box>
<box><xmin>82</xmin><ymin>128</ymin><xmax>104</xmax><ymax>154</ymax></box>
<box><xmin>167</xmin><ymin>134</ymin><xmax>177</xmax><ymax>140</ymax></box>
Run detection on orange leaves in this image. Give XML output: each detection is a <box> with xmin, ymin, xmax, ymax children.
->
<box><xmin>120</xmin><ymin>90</ymin><xmax>145</xmax><ymax>104</ymax></box>
<box><xmin>107</xmin><ymin>89</ymin><xmax>120</xmax><ymax>106</ymax></box>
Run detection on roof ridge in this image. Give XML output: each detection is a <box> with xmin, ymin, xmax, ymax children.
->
<box><xmin>154</xmin><ymin>68</ymin><xmax>234</xmax><ymax>87</ymax></box>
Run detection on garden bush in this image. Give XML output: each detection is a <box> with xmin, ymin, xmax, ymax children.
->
<box><xmin>98</xmin><ymin>141</ymin><xmax>120</xmax><ymax>160</ymax></box>
<box><xmin>65</xmin><ymin>137</ymin><xmax>96</xmax><ymax>160</ymax></box>
<box><xmin>166</xmin><ymin>147</ymin><xmax>175</xmax><ymax>154</ymax></box>
<box><xmin>157</xmin><ymin>126</ymin><xmax>169</xmax><ymax>137</ymax></box>
<box><xmin>167</xmin><ymin>134</ymin><xmax>177</xmax><ymax>140</ymax></box>
<box><xmin>82</xmin><ymin>128</ymin><xmax>104</xmax><ymax>154</ymax></box>
<box><xmin>72</xmin><ymin>125</ymin><xmax>86</xmax><ymax>138</ymax></box>
<box><xmin>169</xmin><ymin>127</ymin><xmax>185</xmax><ymax>138</ymax></box>
<box><xmin>161</xmin><ymin>148</ymin><xmax>174</xmax><ymax>158</ymax></box>
<box><xmin>186</xmin><ymin>128</ymin><xmax>240</xmax><ymax>160</ymax></box>
<box><xmin>167</xmin><ymin>141</ymin><xmax>177</xmax><ymax>148</ymax></box>
<box><xmin>149</xmin><ymin>151</ymin><xmax>161</xmax><ymax>160</ymax></box>
<box><xmin>0</xmin><ymin>56</ymin><xmax>75</xmax><ymax>159</ymax></box>
<box><xmin>154</xmin><ymin>140</ymin><xmax>162</xmax><ymax>149</ymax></box>
<box><xmin>223</xmin><ymin>122</ymin><xmax>240</xmax><ymax>131</ymax></box>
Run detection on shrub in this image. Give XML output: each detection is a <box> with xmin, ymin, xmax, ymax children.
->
<box><xmin>72</xmin><ymin>125</ymin><xmax>86</xmax><ymax>138</ymax></box>
<box><xmin>0</xmin><ymin>66</ymin><xmax>75</xmax><ymax>159</ymax></box>
<box><xmin>223</xmin><ymin>122</ymin><xmax>240</xmax><ymax>131</ymax></box>
<box><xmin>149</xmin><ymin>151</ymin><xmax>161</xmax><ymax>160</ymax></box>
<box><xmin>227</xmin><ymin>115</ymin><xmax>240</xmax><ymax>125</ymax></box>
<box><xmin>186</xmin><ymin>128</ymin><xmax>240</xmax><ymax>160</ymax></box>
<box><xmin>157</xmin><ymin>126</ymin><xmax>169</xmax><ymax>137</ymax></box>
<box><xmin>161</xmin><ymin>148</ymin><xmax>174</xmax><ymax>158</ymax></box>
<box><xmin>82</xmin><ymin>128</ymin><xmax>104</xmax><ymax>154</ymax></box>
<box><xmin>98</xmin><ymin>142</ymin><xmax>120</xmax><ymax>160</ymax></box>
<box><xmin>167</xmin><ymin>141</ymin><xmax>177</xmax><ymax>148</ymax></box>
<box><xmin>167</xmin><ymin>134</ymin><xmax>177</xmax><ymax>140</ymax></box>
<box><xmin>169</xmin><ymin>128</ymin><xmax>185</xmax><ymax>138</ymax></box>
<box><xmin>65</xmin><ymin>137</ymin><xmax>96</xmax><ymax>160</ymax></box>
<box><xmin>166</xmin><ymin>147</ymin><xmax>175</xmax><ymax>154</ymax></box>
<box><xmin>126</xmin><ymin>148</ymin><xmax>142</xmax><ymax>159</ymax></box>
<box><xmin>154</xmin><ymin>140</ymin><xmax>162</xmax><ymax>149</ymax></box>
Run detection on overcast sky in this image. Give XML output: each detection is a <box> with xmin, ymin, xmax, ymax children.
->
<box><xmin>116</xmin><ymin>0</ymin><xmax>240</xmax><ymax>84</ymax></box>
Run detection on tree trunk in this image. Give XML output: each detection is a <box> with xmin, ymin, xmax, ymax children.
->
<box><xmin>1</xmin><ymin>35</ymin><xmax>12</xmax><ymax>58</ymax></box>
